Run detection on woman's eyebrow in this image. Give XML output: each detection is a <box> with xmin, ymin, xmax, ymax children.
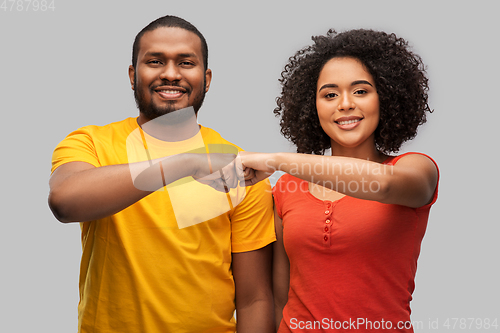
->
<box><xmin>318</xmin><ymin>83</ymin><xmax>338</xmax><ymax>92</ymax></box>
<box><xmin>351</xmin><ymin>80</ymin><xmax>373</xmax><ymax>87</ymax></box>
<box><xmin>318</xmin><ymin>80</ymin><xmax>373</xmax><ymax>92</ymax></box>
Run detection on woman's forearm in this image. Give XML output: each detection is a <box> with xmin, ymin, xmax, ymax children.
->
<box><xmin>241</xmin><ymin>151</ymin><xmax>437</xmax><ymax>207</ymax></box>
<box><xmin>270</xmin><ymin>153</ymin><xmax>392</xmax><ymax>202</ymax></box>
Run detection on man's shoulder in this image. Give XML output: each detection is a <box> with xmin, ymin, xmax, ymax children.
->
<box><xmin>52</xmin><ymin>118</ymin><xmax>137</xmax><ymax>170</ymax></box>
<box><xmin>72</xmin><ymin>117</ymin><xmax>136</xmax><ymax>137</ymax></box>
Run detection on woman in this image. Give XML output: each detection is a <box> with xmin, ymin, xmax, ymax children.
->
<box><xmin>239</xmin><ymin>29</ymin><xmax>439</xmax><ymax>332</ymax></box>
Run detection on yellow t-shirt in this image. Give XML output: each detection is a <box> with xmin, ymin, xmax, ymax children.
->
<box><xmin>51</xmin><ymin>117</ymin><xmax>276</xmax><ymax>333</ymax></box>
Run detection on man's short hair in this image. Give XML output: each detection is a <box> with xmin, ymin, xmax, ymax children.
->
<box><xmin>132</xmin><ymin>15</ymin><xmax>208</xmax><ymax>70</ymax></box>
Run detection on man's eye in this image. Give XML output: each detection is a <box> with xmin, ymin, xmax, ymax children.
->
<box><xmin>180</xmin><ymin>61</ymin><xmax>195</xmax><ymax>66</ymax></box>
<box><xmin>148</xmin><ymin>60</ymin><xmax>162</xmax><ymax>65</ymax></box>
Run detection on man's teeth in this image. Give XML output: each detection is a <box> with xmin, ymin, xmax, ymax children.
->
<box><xmin>338</xmin><ymin>119</ymin><xmax>361</xmax><ymax>125</ymax></box>
<box><xmin>159</xmin><ymin>90</ymin><xmax>182</xmax><ymax>94</ymax></box>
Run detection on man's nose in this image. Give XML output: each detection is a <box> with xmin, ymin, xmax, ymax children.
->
<box><xmin>160</xmin><ymin>62</ymin><xmax>182</xmax><ymax>81</ymax></box>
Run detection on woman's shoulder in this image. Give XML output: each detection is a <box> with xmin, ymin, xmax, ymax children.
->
<box><xmin>385</xmin><ymin>152</ymin><xmax>437</xmax><ymax>169</ymax></box>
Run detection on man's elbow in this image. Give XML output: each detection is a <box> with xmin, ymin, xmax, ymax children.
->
<box><xmin>48</xmin><ymin>190</ymin><xmax>76</xmax><ymax>223</ymax></box>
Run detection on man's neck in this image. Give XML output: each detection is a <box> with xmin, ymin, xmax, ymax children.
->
<box><xmin>137</xmin><ymin>107</ymin><xmax>200</xmax><ymax>142</ymax></box>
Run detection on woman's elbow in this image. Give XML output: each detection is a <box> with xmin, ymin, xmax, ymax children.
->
<box><xmin>371</xmin><ymin>176</ymin><xmax>391</xmax><ymax>203</ymax></box>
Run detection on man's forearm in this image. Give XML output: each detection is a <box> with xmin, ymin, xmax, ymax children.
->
<box><xmin>236</xmin><ymin>299</ymin><xmax>274</xmax><ymax>333</ymax></box>
<box><xmin>233</xmin><ymin>245</ymin><xmax>274</xmax><ymax>333</ymax></box>
<box><xmin>49</xmin><ymin>154</ymin><xmax>196</xmax><ymax>223</ymax></box>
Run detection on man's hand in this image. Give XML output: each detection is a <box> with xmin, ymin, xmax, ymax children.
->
<box><xmin>192</xmin><ymin>153</ymin><xmax>245</xmax><ymax>192</ymax></box>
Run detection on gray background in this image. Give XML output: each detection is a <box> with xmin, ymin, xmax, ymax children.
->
<box><xmin>1</xmin><ymin>0</ymin><xmax>498</xmax><ymax>332</ymax></box>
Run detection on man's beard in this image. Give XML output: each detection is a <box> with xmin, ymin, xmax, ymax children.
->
<box><xmin>134</xmin><ymin>77</ymin><xmax>206</xmax><ymax>120</ymax></box>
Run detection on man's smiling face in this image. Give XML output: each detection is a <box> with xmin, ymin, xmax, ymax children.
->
<box><xmin>129</xmin><ymin>27</ymin><xmax>212</xmax><ymax>121</ymax></box>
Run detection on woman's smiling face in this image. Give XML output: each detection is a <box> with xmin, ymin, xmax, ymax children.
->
<box><xmin>316</xmin><ymin>57</ymin><xmax>380</xmax><ymax>153</ymax></box>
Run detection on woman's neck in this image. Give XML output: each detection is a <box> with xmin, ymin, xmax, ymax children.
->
<box><xmin>330</xmin><ymin>139</ymin><xmax>387</xmax><ymax>163</ymax></box>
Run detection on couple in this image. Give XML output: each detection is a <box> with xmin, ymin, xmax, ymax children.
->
<box><xmin>49</xmin><ymin>15</ymin><xmax>439</xmax><ymax>333</ymax></box>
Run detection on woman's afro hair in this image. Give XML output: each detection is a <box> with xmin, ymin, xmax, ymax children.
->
<box><xmin>274</xmin><ymin>29</ymin><xmax>432</xmax><ymax>155</ymax></box>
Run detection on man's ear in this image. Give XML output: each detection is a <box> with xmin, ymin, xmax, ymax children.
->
<box><xmin>205</xmin><ymin>68</ymin><xmax>212</xmax><ymax>92</ymax></box>
<box><xmin>128</xmin><ymin>65</ymin><xmax>135</xmax><ymax>90</ymax></box>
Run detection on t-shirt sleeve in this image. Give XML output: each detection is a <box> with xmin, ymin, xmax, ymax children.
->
<box><xmin>230</xmin><ymin>179</ymin><xmax>276</xmax><ymax>253</ymax></box>
<box><xmin>51</xmin><ymin>126</ymin><xmax>101</xmax><ymax>174</ymax></box>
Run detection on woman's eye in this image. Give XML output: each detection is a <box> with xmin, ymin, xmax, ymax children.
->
<box><xmin>354</xmin><ymin>90</ymin><xmax>367</xmax><ymax>95</ymax></box>
<box><xmin>325</xmin><ymin>92</ymin><xmax>337</xmax><ymax>98</ymax></box>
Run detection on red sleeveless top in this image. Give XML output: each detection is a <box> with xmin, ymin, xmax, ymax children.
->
<box><xmin>273</xmin><ymin>153</ymin><xmax>439</xmax><ymax>332</ymax></box>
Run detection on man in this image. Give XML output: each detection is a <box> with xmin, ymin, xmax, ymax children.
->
<box><xmin>49</xmin><ymin>15</ymin><xmax>275</xmax><ymax>333</ymax></box>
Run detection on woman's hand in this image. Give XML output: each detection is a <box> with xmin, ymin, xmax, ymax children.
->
<box><xmin>237</xmin><ymin>152</ymin><xmax>277</xmax><ymax>186</ymax></box>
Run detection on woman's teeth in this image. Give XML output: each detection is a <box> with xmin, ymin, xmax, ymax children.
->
<box><xmin>337</xmin><ymin>119</ymin><xmax>360</xmax><ymax>125</ymax></box>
